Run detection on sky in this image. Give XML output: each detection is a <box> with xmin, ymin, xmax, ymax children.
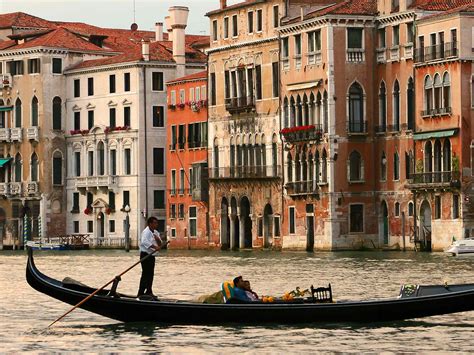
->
<box><xmin>0</xmin><ymin>0</ymin><xmax>243</xmax><ymax>35</ymax></box>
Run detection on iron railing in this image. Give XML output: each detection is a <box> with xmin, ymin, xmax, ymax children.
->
<box><xmin>225</xmin><ymin>96</ymin><xmax>255</xmax><ymax>113</ymax></box>
<box><xmin>209</xmin><ymin>165</ymin><xmax>281</xmax><ymax>180</ymax></box>
<box><xmin>415</xmin><ymin>42</ymin><xmax>458</xmax><ymax>63</ymax></box>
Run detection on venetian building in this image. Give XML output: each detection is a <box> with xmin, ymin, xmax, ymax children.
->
<box><xmin>63</xmin><ymin>8</ymin><xmax>207</xmax><ymax>247</ymax></box>
<box><xmin>206</xmin><ymin>0</ymin><xmax>285</xmax><ymax>249</ymax></box>
<box><xmin>408</xmin><ymin>2</ymin><xmax>474</xmax><ymax>251</ymax></box>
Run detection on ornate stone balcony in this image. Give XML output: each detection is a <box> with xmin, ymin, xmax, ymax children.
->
<box><xmin>209</xmin><ymin>165</ymin><xmax>281</xmax><ymax>180</ymax></box>
<box><xmin>9</xmin><ymin>182</ymin><xmax>23</xmax><ymax>196</ymax></box>
<box><xmin>76</xmin><ymin>176</ymin><xmax>118</xmax><ymax>190</ymax></box>
<box><xmin>281</xmin><ymin>124</ymin><xmax>323</xmax><ymax>143</ymax></box>
<box><xmin>26</xmin><ymin>127</ymin><xmax>39</xmax><ymax>142</ymax></box>
<box><xmin>407</xmin><ymin>171</ymin><xmax>460</xmax><ymax>191</ymax></box>
<box><xmin>10</xmin><ymin>128</ymin><xmax>22</xmax><ymax>142</ymax></box>
<box><xmin>0</xmin><ymin>182</ymin><xmax>9</xmax><ymax>195</ymax></box>
<box><xmin>26</xmin><ymin>181</ymin><xmax>39</xmax><ymax>195</ymax></box>
<box><xmin>225</xmin><ymin>96</ymin><xmax>255</xmax><ymax>114</ymax></box>
<box><xmin>285</xmin><ymin>180</ymin><xmax>319</xmax><ymax>197</ymax></box>
<box><xmin>390</xmin><ymin>46</ymin><xmax>400</xmax><ymax>61</ymax></box>
<box><xmin>0</xmin><ymin>128</ymin><xmax>11</xmax><ymax>142</ymax></box>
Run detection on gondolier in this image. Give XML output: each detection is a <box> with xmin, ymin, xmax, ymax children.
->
<box><xmin>138</xmin><ymin>217</ymin><xmax>166</xmax><ymax>299</ymax></box>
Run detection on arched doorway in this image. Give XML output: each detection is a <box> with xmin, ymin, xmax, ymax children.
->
<box><xmin>240</xmin><ymin>196</ymin><xmax>252</xmax><ymax>248</ymax></box>
<box><xmin>220</xmin><ymin>198</ymin><xmax>230</xmax><ymax>250</ymax></box>
<box><xmin>97</xmin><ymin>212</ymin><xmax>105</xmax><ymax>240</ymax></box>
<box><xmin>420</xmin><ymin>200</ymin><xmax>432</xmax><ymax>251</ymax></box>
<box><xmin>380</xmin><ymin>201</ymin><xmax>389</xmax><ymax>245</ymax></box>
<box><xmin>231</xmin><ymin>197</ymin><xmax>239</xmax><ymax>249</ymax></box>
<box><xmin>263</xmin><ymin>204</ymin><xmax>273</xmax><ymax>248</ymax></box>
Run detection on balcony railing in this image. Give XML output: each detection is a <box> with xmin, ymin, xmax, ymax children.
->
<box><xmin>0</xmin><ymin>183</ymin><xmax>9</xmax><ymax>195</ymax></box>
<box><xmin>404</xmin><ymin>43</ymin><xmax>414</xmax><ymax>59</ymax></box>
<box><xmin>225</xmin><ymin>96</ymin><xmax>255</xmax><ymax>113</ymax></box>
<box><xmin>9</xmin><ymin>182</ymin><xmax>22</xmax><ymax>195</ymax></box>
<box><xmin>285</xmin><ymin>180</ymin><xmax>319</xmax><ymax>196</ymax></box>
<box><xmin>407</xmin><ymin>171</ymin><xmax>460</xmax><ymax>189</ymax></box>
<box><xmin>10</xmin><ymin>128</ymin><xmax>22</xmax><ymax>142</ymax></box>
<box><xmin>421</xmin><ymin>107</ymin><xmax>452</xmax><ymax>117</ymax></box>
<box><xmin>26</xmin><ymin>127</ymin><xmax>39</xmax><ymax>142</ymax></box>
<box><xmin>0</xmin><ymin>128</ymin><xmax>11</xmax><ymax>142</ymax></box>
<box><xmin>376</xmin><ymin>48</ymin><xmax>386</xmax><ymax>63</ymax></box>
<box><xmin>26</xmin><ymin>181</ymin><xmax>39</xmax><ymax>195</ymax></box>
<box><xmin>415</xmin><ymin>42</ymin><xmax>458</xmax><ymax>63</ymax></box>
<box><xmin>347</xmin><ymin>120</ymin><xmax>368</xmax><ymax>135</ymax></box>
<box><xmin>281</xmin><ymin>124</ymin><xmax>323</xmax><ymax>143</ymax></box>
<box><xmin>390</xmin><ymin>46</ymin><xmax>400</xmax><ymax>61</ymax></box>
<box><xmin>374</xmin><ymin>124</ymin><xmax>386</xmax><ymax>134</ymax></box>
<box><xmin>209</xmin><ymin>165</ymin><xmax>281</xmax><ymax>180</ymax></box>
<box><xmin>76</xmin><ymin>176</ymin><xmax>117</xmax><ymax>189</ymax></box>
<box><xmin>346</xmin><ymin>48</ymin><xmax>365</xmax><ymax>62</ymax></box>
<box><xmin>387</xmin><ymin>123</ymin><xmax>401</xmax><ymax>132</ymax></box>
<box><xmin>0</xmin><ymin>74</ymin><xmax>12</xmax><ymax>89</ymax></box>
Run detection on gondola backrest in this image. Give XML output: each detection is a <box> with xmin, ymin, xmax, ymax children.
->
<box><xmin>310</xmin><ymin>284</ymin><xmax>333</xmax><ymax>303</ymax></box>
<box><xmin>221</xmin><ymin>281</ymin><xmax>235</xmax><ymax>302</ymax></box>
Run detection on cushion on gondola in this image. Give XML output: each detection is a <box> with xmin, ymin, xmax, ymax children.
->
<box><xmin>221</xmin><ymin>281</ymin><xmax>235</xmax><ymax>302</ymax></box>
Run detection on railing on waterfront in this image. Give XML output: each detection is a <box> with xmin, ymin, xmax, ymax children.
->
<box><xmin>407</xmin><ymin>171</ymin><xmax>460</xmax><ymax>188</ymax></box>
<box><xmin>209</xmin><ymin>165</ymin><xmax>281</xmax><ymax>180</ymax></box>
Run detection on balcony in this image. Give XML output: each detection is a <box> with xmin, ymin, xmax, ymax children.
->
<box><xmin>26</xmin><ymin>127</ymin><xmax>39</xmax><ymax>142</ymax></box>
<box><xmin>0</xmin><ymin>128</ymin><xmax>11</xmax><ymax>142</ymax></box>
<box><xmin>26</xmin><ymin>181</ymin><xmax>39</xmax><ymax>195</ymax></box>
<box><xmin>281</xmin><ymin>124</ymin><xmax>323</xmax><ymax>143</ymax></box>
<box><xmin>374</xmin><ymin>124</ymin><xmax>386</xmax><ymax>134</ymax></box>
<box><xmin>225</xmin><ymin>96</ymin><xmax>255</xmax><ymax>114</ymax></box>
<box><xmin>347</xmin><ymin>121</ymin><xmax>368</xmax><ymax>135</ymax></box>
<box><xmin>0</xmin><ymin>74</ymin><xmax>12</xmax><ymax>89</ymax></box>
<box><xmin>9</xmin><ymin>182</ymin><xmax>23</xmax><ymax>196</ymax></box>
<box><xmin>390</xmin><ymin>46</ymin><xmax>400</xmax><ymax>61</ymax></box>
<box><xmin>285</xmin><ymin>180</ymin><xmax>319</xmax><ymax>197</ymax></box>
<box><xmin>346</xmin><ymin>48</ymin><xmax>365</xmax><ymax>62</ymax></box>
<box><xmin>387</xmin><ymin>123</ymin><xmax>401</xmax><ymax>133</ymax></box>
<box><xmin>209</xmin><ymin>165</ymin><xmax>281</xmax><ymax>180</ymax></box>
<box><xmin>10</xmin><ymin>128</ymin><xmax>22</xmax><ymax>142</ymax></box>
<box><xmin>376</xmin><ymin>48</ymin><xmax>386</xmax><ymax>63</ymax></box>
<box><xmin>421</xmin><ymin>107</ymin><xmax>452</xmax><ymax>117</ymax></box>
<box><xmin>404</xmin><ymin>43</ymin><xmax>414</xmax><ymax>59</ymax></box>
<box><xmin>415</xmin><ymin>42</ymin><xmax>458</xmax><ymax>63</ymax></box>
<box><xmin>76</xmin><ymin>176</ymin><xmax>117</xmax><ymax>190</ymax></box>
<box><xmin>0</xmin><ymin>183</ymin><xmax>9</xmax><ymax>195</ymax></box>
<box><xmin>407</xmin><ymin>171</ymin><xmax>460</xmax><ymax>190</ymax></box>
<box><xmin>192</xmin><ymin>188</ymin><xmax>209</xmax><ymax>202</ymax></box>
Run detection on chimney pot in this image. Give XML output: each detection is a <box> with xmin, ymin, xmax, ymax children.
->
<box><xmin>220</xmin><ymin>0</ymin><xmax>227</xmax><ymax>9</ymax></box>
<box><xmin>155</xmin><ymin>22</ymin><xmax>163</xmax><ymax>41</ymax></box>
<box><xmin>141</xmin><ymin>40</ymin><xmax>150</xmax><ymax>61</ymax></box>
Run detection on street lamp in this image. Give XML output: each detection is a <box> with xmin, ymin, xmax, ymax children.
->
<box><xmin>124</xmin><ymin>205</ymin><xmax>131</xmax><ymax>252</ymax></box>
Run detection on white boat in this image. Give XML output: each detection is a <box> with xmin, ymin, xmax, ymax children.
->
<box><xmin>445</xmin><ymin>238</ymin><xmax>474</xmax><ymax>256</ymax></box>
<box><xmin>26</xmin><ymin>240</ymin><xmax>66</xmax><ymax>251</ymax></box>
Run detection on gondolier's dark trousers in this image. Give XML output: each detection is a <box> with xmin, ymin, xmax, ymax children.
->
<box><xmin>138</xmin><ymin>252</ymin><xmax>155</xmax><ymax>296</ymax></box>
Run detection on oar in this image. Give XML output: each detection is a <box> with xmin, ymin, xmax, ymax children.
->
<box><xmin>48</xmin><ymin>251</ymin><xmax>156</xmax><ymax>328</ymax></box>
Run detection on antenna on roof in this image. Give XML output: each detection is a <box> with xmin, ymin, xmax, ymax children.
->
<box><xmin>133</xmin><ymin>0</ymin><xmax>136</xmax><ymax>23</ymax></box>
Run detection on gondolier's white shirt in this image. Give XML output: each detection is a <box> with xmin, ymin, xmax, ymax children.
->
<box><xmin>139</xmin><ymin>226</ymin><xmax>157</xmax><ymax>254</ymax></box>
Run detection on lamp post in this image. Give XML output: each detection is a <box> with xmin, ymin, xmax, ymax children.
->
<box><xmin>124</xmin><ymin>205</ymin><xmax>131</xmax><ymax>252</ymax></box>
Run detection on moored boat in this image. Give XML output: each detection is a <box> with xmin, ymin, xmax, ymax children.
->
<box><xmin>445</xmin><ymin>238</ymin><xmax>474</xmax><ymax>256</ymax></box>
<box><xmin>26</xmin><ymin>240</ymin><xmax>67</xmax><ymax>251</ymax></box>
<box><xmin>26</xmin><ymin>249</ymin><xmax>474</xmax><ymax>324</ymax></box>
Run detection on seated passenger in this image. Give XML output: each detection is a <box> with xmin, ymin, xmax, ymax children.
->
<box><xmin>243</xmin><ymin>280</ymin><xmax>259</xmax><ymax>301</ymax></box>
<box><xmin>231</xmin><ymin>276</ymin><xmax>254</xmax><ymax>302</ymax></box>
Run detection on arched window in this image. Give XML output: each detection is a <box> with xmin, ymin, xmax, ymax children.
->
<box><xmin>308</xmin><ymin>152</ymin><xmax>314</xmax><ymax>189</ymax></box>
<box><xmin>407</xmin><ymin>77</ymin><xmax>414</xmax><ymax>130</ymax></box>
<box><xmin>272</xmin><ymin>141</ymin><xmax>278</xmax><ymax>176</ymax></box>
<box><xmin>381</xmin><ymin>152</ymin><xmax>387</xmax><ymax>181</ymax></box>
<box><xmin>408</xmin><ymin>202</ymin><xmax>414</xmax><ymax>216</ymax></box>
<box><xmin>393</xmin><ymin>152</ymin><xmax>400</xmax><ymax>181</ymax></box>
<box><xmin>290</xmin><ymin>96</ymin><xmax>296</xmax><ymax>127</ymax></box>
<box><xmin>424</xmin><ymin>141</ymin><xmax>433</xmax><ymax>182</ymax></box>
<box><xmin>52</xmin><ymin>97</ymin><xmax>62</xmax><ymax>130</ymax></box>
<box><xmin>322</xmin><ymin>149</ymin><xmax>327</xmax><ymax>183</ymax></box>
<box><xmin>443</xmin><ymin>139</ymin><xmax>451</xmax><ymax>173</ymax></box>
<box><xmin>348</xmin><ymin>83</ymin><xmax>364</xmax><ymax>133</ymax></box>
<box><xmin>323</xmin><ymin>91</ymin><xmax>328</xmax><ymax>133</ymax></box>
<box><xmin>379</xmin><ymin>82</ymin><xmax>387</xmax><ymax>131</ymax></box>
<box><xmin>283</xmin><ymin>97</ymin><xmax>289</xmax><ymax>128</ymax></box>
<box><xmin>433</xmin><ymin>73</ymin><xmax>442</xmax><ymax>110</ymax></box>
<box><xmin>14</xmin><ymin>153</ymin><xmax>22</xmax><ymax>183</ymax></box>
<box><xmin>213</xmin><ymin>139</ymin><xmax>219</xmax><ymax>172</ymax></box>
<box><xmin>424</xmin><ymin>75</ymin><xmax>433</xmax><ymax>113</ymax></box>
<box><xmin>315</xmin><ymin>150</ymin><xmax>320</xmax><ymax>183</ymax></box>
<box><xmin>97</xmin><ymin>141</ymin><xmax>105</xmax><ymax>175</ymax></box>
<box><xmin>443</xmin><ymin>72</ymin><xmax>451</xmax><ymax>111</ymax></box>
<box><xmin>301</xmin><ymin>150</ymin><xmax>308</xmax><ymax>184</ymax></box>
<box><xmin>393</xmin><ymin>80</ymin><xmax>400</xmax><ymax>131</ymax></box>
<box><xmin>348</xmin><ymin>150</ymin><xmax>363</xmax><ymax>181</ymax></box>
<box><xmin>287</xmin><ymin>152</ymin><xmax>293</xmax><ymax>182</ymax></box>
<box><xmin>295</xmin><ymin>152</ymin><xmax>301</xmax><ymax>182</ymax></box>
<box><xmin>15</xmin><ymin>98</ymin><xmax>22</xmax><ymax>128</ymax></box>
<box><xmin>316</xmin><ymin>92</ymin><xmax>322</xmax><ymax>127</ymax></box>
<box><xmin>31</xmin><ymin>153</ymin><xmax>38</xmax><ymax>182</ymax></box>
<box><xmin>52</xmin><ymin>151</ymin><xmax>63</xmax><ymax>185</ymax></box>
<box><xmin>296</xmin><ymin>95</ymin><xmax>302</xmax><ymax>127</ymax></box>
<box><xmin>394</xmin><ymin>202</ymin><xmax>400</xmax><ymax>217</ymax></box>
<box><xmin>302</xmin><ymin>94</ymin><xmax>309</xmax><ymax>126</ymax></box>
<box><xmin>309</xmin><ymin>93</ymin><xmax>315</xmax><ymax>125</ymax></box>
<box><xmin>31</xmin><ymin>96</ymin><xmax>38</xmax><ymax>126</ymax></box>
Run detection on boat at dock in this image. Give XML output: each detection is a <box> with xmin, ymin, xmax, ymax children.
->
<box><xmin>26</xmin><ymin>249</ymin><xmax>474</xmax><ymax>324</ymax></box>
<box><xmin>26</xmin><ymin>240</ymin><xmax>67</xmax><ymax>251</ymax></box>
<box><xmin>445</xmin><ymin>238</ymin><xmax>474</xmax><ymax>256</ymax></box>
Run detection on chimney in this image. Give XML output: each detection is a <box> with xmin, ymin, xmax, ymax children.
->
<box><xmin>155</xmin><ymin>22</ymin><xmax>164</xmax><ymax>41</ymax></box>
<box><xmin>142</xmin><ymin>40</ymin><xmax>150</xmax><ymax>61</ymax></box>
<box><xmin>168</xmin><ymin>6</ymin><xmax>189</xmax><ymax>78</ymax></box>
<box><xmin>220</xmin><ymin>0</ymin><xmax>227</xmax><ymax>9</ymax></box>
<box><xmin>164</xmin><ymin>16</ymin><xmax>172</xmax><ymax>34</ymax></box>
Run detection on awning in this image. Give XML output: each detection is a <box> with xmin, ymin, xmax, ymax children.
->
<box><xmin>413</xmin><ymin>129</ymin><xmax>457</xmax><ymax>141</ymax></box>
<box><xmin>287</xmin><ymin>80</ymin><xmax>321</xmax><ymax>92</ymax></box>
<box><xmin>0</xmin><ymin>106</ymin><xmax>13</xmax><ymax>112</ymax></box>
<box><xmin>0</xmin><ymin>158</ymin><xmax>12</xmax><ymax>167</ymax></box>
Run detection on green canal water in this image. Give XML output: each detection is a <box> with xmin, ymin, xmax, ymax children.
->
<box><xmin>1</xmin><ymin>249</ymin><xmax>473</xmax><ymax>353</ymax></box>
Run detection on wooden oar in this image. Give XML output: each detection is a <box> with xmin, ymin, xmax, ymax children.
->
<box><xmin>48</xmin><ymin>251</ymin><xmax>156</xmax><ymax>328</ymax></box>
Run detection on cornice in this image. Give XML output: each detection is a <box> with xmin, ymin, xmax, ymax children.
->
<box><xmin>206</xmin><ymin>36</ymin><xmax>277</xmax><ymax>55</ymax></box>
<box><xmin>376</xmin><ymin>11</ymin><xmax>415</xmax><ymax>26</ymax></box>
<box><xmin>0</xmin><ymin>46</ymin><xmax>117</xmax><ymax>58</ymax></box>
<box><xmin>64</xmin><ymin>61</ymin><xmax>205</xmax><ymax>75</ymax></box>
<box><xmin>279</xmin><ymin>15</ymin><xmax>375</xmax><ymax>35</ymax></box>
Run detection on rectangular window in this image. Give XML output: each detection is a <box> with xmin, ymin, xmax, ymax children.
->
<box><xmin>108</xmin><ymin>191</ymin><xmax>116</xmax><ymax>210</ymax></box>
<box><xmin>179</xmin><ymin>169</ymin><xmax>185</xmax><ymax>194</ymax></box>
<box><xmin>122</xmin><ymin>190</ymin><xmax>130</xmax><ymax>209</ymax></box>
<box><xmin>171</xmin><ymin>126</ymin><xmax>177</xmax><ymax>150</ymax></box>
<box><xmin>88</xmin><ymin>110</ymin><xmax>94</xmax><ymax>129</ymax></box>
<box><xmin>255</xmin><ymin>65</ymin><xmax>262</xmax><ymax>100</ymax></box>
<box><xmin>52</xmin><ymin>58</ymin><xmax>62</xmax><ymax>74</ymax></box>
<box><xmin>178</xmin><ymin>124</ymin><xmax>185</xmax><ymax>149</ymax></box>
<box><xmin>350</xmin><ymin>204</ymin><xmax>364</xmax><ymax>233</ymax></box>
<box><xmin>232</xmin><ymin>15</ymin><xmax>238</xmax><ymax>37</ymax></box>
<box><xmin>124</xmin><ymin>148</ymin><xmax>131</xmax><ymax>175</ymax></box>
<box><xmin>282</xmin><ymin>37</ymin><xmax>289</xmax><ymax>58</ymax></box>
<box><xmin>195</xmin><ymin>86</ymin><xmax>201</xmax><ymax>101</ymax></box>
<box><xmin>171</xmin><ymin>170</ymin><xmax>176</xmax><ymax>195</ymax></box>
<box><xmin>189</xmin><ymin>88</ymin><xmax>195</xmax><ymax>102</ymax></box>
<box><xmin>72</xmin><ymin>192</ymin><xmax>79</xmax><ymax>213</ymax></box>
<box><xmin>378</xmin><ymin>28</ymin><xmax>386</xmax><ymax>48</ymax></box>
<box><xmin>74</xmin><ymin>151</ymin><xmax>81</xmax><ymax>177</ymax></box>
<box><xmin>407</xmin><ymin>23</ymin><xmax>414</xmax><ymax>43</ymax></box>
<box><xmin>154</xmin><ymin>190</ymin><xmax>165</xmax><ymax>209</ymax></box>
<box><xmin>109</xmin><ymin>220</ymin><xmax>115</xmax><ymax>233</ymax></box>
<box><xmin>73</xmin><ymin>221</ymin><xmax>79</xmax><ymax>234</ymax></box>
<box><xmin>170</xmin><ymin>90</ymin><xmax>176</xmax><ymax>105</ymax></box>
<box><xmin>393</xmin><ymin>25</ymin><xmax>400</xmax><ymax>46</ymax></box>
<box><xmin>189</xmin><ymin>206</ymin><xmax>197</xmax><ymax>237</ymax></box>
<box><xmin>435</xmin><ymin>196</ymin><xmax>441</xmax><ymax>219</ymax></box>
<box><xmin>274</xmin><ymin>216</ymin><xmax>280</xmax><ymax>237</ymax></box>
<box><xmin>87</xmin><ymin>192</ymin><xmax>93</xmax><ymax>209</ymax></box>
<box><xmin>248</xmin><ymin>11</ymin><xmax>254</xmax><ymax>34</ymax></box>
<box><xmin>272</xmin><ymin>62</ymin><xmax>279</xmax><ymax>98</ymax></box>
<box><xmin>256</xmin><ymin>9</ymin><xmax>262</xmax><ymax>32</ymax></box>
<box><xmin>9</xmin><ymin>60</ymin><xmax>24</xmax><ymax>75</ymax></box>
<box><xmin>178</xmin><ymin>204</ymin><xmax>185</xmax><ymax>219</ymax></box>
<box><xmin>88</xmin><ymin>151</ymin><xmax>94</xmax><ymax>176</ymax></box>
<box><xmin>258</xmin><ymin>217</ymin><xmax>263</xmax><ymax>237</ymax></box>
<box><xmin>110</xmin><ymin>150</ymin><xmax>117</xmax><ymax>175</ymax></box>
<box><xmin>212</xmin><ymin>20</ymin><xmax>218</xmax><ymax>41</ymax></box>
<box><xmin>295</xmin><ymin>34</ymin><xmax>302</xmax><ymax>55</ymax></box>
<box><xmin>74</xmin><ymin>111</ymin><xmax>80</xmax><ymax>130</ymax></box>
<box><xmin>210</xmin><ymin>73</ymin><xmax>216</xmax><ymax>105</ymax></box>
<box><xmin>189</xmin><ymin>167</ymin><xmax>193</xmax><ymax>192</ymax></box>
<box><xmin>153</xmin><ymin>147</ymin><xmax>164</xmax><ymax>174</ymax></box>
<box><xmin>170</xmin><ymin>205</ymin><xmax>176</xmax><ymax>219</ymax></box>
<box><xmin>28</xmin><ymin>58</ymin><xmax>40</xmax><ymax>74</ymax></box>
<box><xmin>124</xmin><ymin>72</ymin><xmax>131</xmax><ymax>91</ymax></box>
<box><xmin>87</xmin><ymin>77</ymin><xmax>94</xmax><ymax>96</ymax></box>
<box><xmin>273</xmin><ymin>5</ymin><xmax>279</xmax><ymax>28</ymax></box>
<box><xmin>53</xmin><ymin>157</ymin><xmax>62</xmax><ymax>185</ymax></box>
<box><xmin>171</xmin><ymin>228</ymin><xmax>176</xmax><ymax>238</ymax></box>
<box><xmin>347</xmin><ymin>28</ymin><xmax>363</xmax><ymax>49</ymax></box>
<box><xmin>152</xmin><ymin>72</ymin><xmax>164</xmax><ymax>91</ymax></box>
<box><xmin>124</xmin><ymin>106</ymin><xmax>131</xmax><ymax>127</ymax></box>
<box><xmin>109</xmin><ymin>108</ymin><xmax>116</xmax><ymax>127</ymax></box>
<box><xmin>223</xmin><ymin>17</ymin><xmax>229</xmax><ymax>39</ymax></box>
<box><xmin>109</xmin><ymin>74</ymin><xmax>116</xmax><ymax>93</ymax></box>
<box><xmin>87</xmin><ymin>221</ymin><xmax>93</xmax><ymax>233</ymax></box>
<box><xmin>74</xmin><ymin>79</ymin><xmax>80</xmax><ymax>97</ymax></box>
<box><xmin>179</xmin><ymin>89</ymin><xmax>185</xmax><ymax>104</ymax></box>
<box><xmin>289</xmin><ymin>207</ymin><xmax>295</xmax><ymax>234</ymax></box>
<box><xmin>453</xmin><ymin>194</ymin><xmax>460</xmax><ymax>219</ymax></box>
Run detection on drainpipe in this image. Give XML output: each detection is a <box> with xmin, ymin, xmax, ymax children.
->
<box><xmin>142</xmin><ymin>65</ymin><xmax>149</xmax><ymax>222</ymax></box>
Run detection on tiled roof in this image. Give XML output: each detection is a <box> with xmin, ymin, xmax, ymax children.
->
<box><xmin>167</xmin><ymin>70</ymin><xmax>207</xmax><ymax>85</ymax></box>
<box><xmin>0</xmin><ymin>12</ymin><xmax>54</xmax><ymax>29</ymax></box>
<box><xmin>409</xmin><ymin>0</ymin><xmax>473</xmax><ymax>11</ymax></box>
<box><xmin>309</xmin><ymin>0</ymin><xmax>377</xmax><ymax>17</ymax></box>
<box><xmin>417</xmin><ymin>1</ymin><xmax>474</xmax><ymax>21</ymax></box>
<box><xmin>206</xmin><ymin>0</ymin><xmax>265</xmax><ymax>16</ymax></box>
<box><xmin>0</xmin><ymin>40</ymin><xmax>16</xmax><ymax>50</ymax></box>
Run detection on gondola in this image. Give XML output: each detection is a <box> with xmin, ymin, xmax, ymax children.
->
<box><xmin>26</xmin><ymin>249</ymin><xmax>474</xmax><ymax>324</ymax></box>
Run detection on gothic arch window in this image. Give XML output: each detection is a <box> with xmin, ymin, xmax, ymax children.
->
<box><xmin>31</xmin><ymin>96</ymin><xmax>39</xmax><ymax>126</ymax></box>
<box><xmin>348</xmin><ymin>82</ymin><xmax>364</xmax><ymax>133</ymax></box>
<box><xmin>287</xmin><ymin>152</ymin><xmax>293</xmax><ymax>182</ymax></box>
<box><xmin>393</xmin><ymin>151</ymin><xmax>400</xmax><ymax>181</ymax></box>
<box><xmin>283</xmin><ymin>97</ymin><xmax>289</xmax><ymax>128</ymax></box>
<box><xmin>424</xmin><ymin>75</ymin><xmax>433</xmax><ymax>113</ymax></box>
<box><xmin>309</xmin><ymin>92</ymin><xmax>315</xmax><ymax>125</ymax></box>
<box><xmin>379</xmin><ymin>81</ymin><xmax>387</xmax><ymax>131</ymax></box>
<box><xmin>315</xmin><ymin>150</ymin><xmax>320</xmax><ymax>183</ymax></box>
<box><xmin>52</xmin><ymin>150</ymin><xmax>63</xmax><ymax>185</ymax></box>
<box><xmin>323</xmin><ymin>90</ymin><xmax>328</xmax><ymax>133</ymax></box>
<box><xmin>348</xmin><ymin>150</ymin><xmax>363</xmax><ymax>181</ymax></box>
<box><xmin>322</xmin><ymin>149</ymin><xmax>327</xmax><ymax>183</ymax></box>
<box><xmin>433</xmin><ymin>73</ymin><xmax>442</xmax><ymax>110</ymax></box>
<box><xmin>296</xmin><ymin>95</ymin><xmax>302</xmax><ymax>127</ymax></box>
<box><xmin>295</xmin><ymin>152</ymin><xmax>301</xmax><ymax>182</ymax></box>
<box><xmin>290</xmin><ymin>96</ymin><xmax>296</xmax><ymax>127</ymax></box>
<box><xmin>443</xmin><ymin>72</ymin><xmax>451</xmax><ymax>111</ymax></box>
<box><xmin>97</xmin><ymin>141</ymin><xmax>105</xmax><ymax>176</ymax></box>
<box><xmin>15</xmin><ymin>98</ymin><xmax>22</xmax><ymax>128</ymax></box>
<box><xmin>31</xmin><ymin>152</ymin><xmax>38</xmax><ymax>182</ymax></box>
<box><xmin>393</xmin><ymin>80</ymin><xmax>400</xmax><ymax>130</ymax></box>
<box><xmin>52</xmin><ymin>97</ymin><xmax>62</xmax><ymax>130</ymax></box>
<box><xmin>381</xmin><ymin>151</ymin><xmax>387</xmax><ymax>181</ymax></box>
<box><xmin>407</xmin><ymin>77</ymin><xmax>414</xmax><ymax>130</ymax></box>
<box><xmin>302</xmin><ymin>94</ymin><xmax>309</xmax><ymax>126</ymax></box>
<box><xmin>443</xmin><ymin>139</ymin><xmax>451</xmax><ymax>172</ymax></box>
<box><xmin>14</xmin><ymin>153</ymin><xmax>22</xmax><ymax>183</ymax></box>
